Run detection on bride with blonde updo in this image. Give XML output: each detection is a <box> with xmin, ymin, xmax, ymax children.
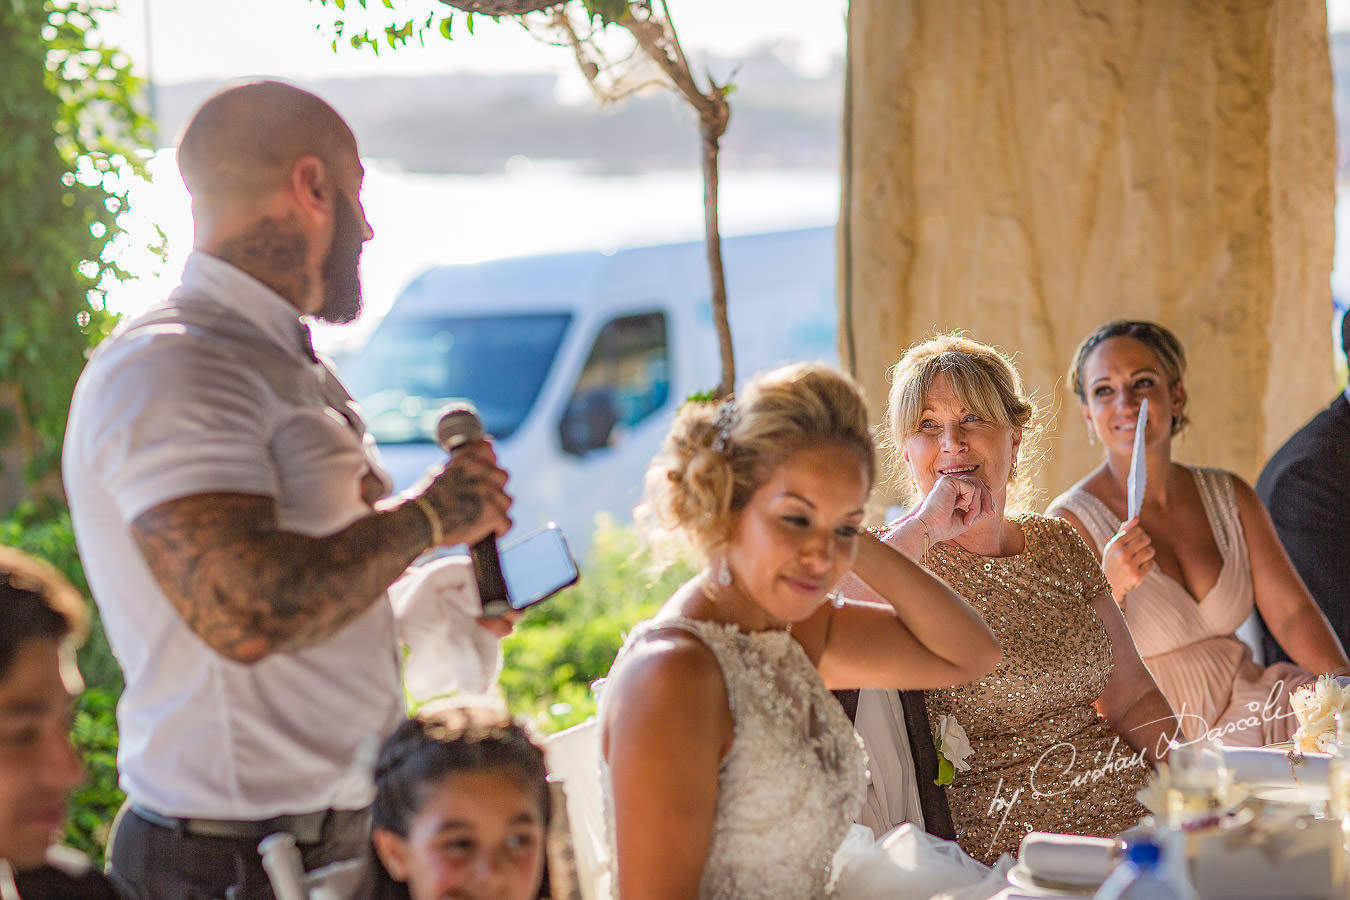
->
<box><xmin>598</xmin><ymin>362</ymin><xmax>1002</xmax><ymax>899</ymax></box>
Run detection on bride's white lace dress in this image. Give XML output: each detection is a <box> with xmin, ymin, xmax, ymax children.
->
<box><xmin>600</xmin><ymin>616</ymin><xmax>868</xmax><ymax>899</ymax></box>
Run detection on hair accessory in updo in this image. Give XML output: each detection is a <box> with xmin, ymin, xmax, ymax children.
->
<box><xmin>711</xmin><ymin>398</ymin><xmax>740</xmax><ymax>453</ymax></box>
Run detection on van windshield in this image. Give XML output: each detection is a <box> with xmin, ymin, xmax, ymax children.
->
<box><xmin>345</xmin><ymin>313</ymin><xmax>572</xmax><ymax>444</ymax></box>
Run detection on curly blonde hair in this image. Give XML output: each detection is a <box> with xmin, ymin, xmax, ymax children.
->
<box><xmin>641</xmin><ymin>362</ymin><xmax>875</xmax><ymax>561</ymax></box>
<box><xmin>885</xmin><ymin>333</ymin><xmax>1043</xmax><ymax>511</ymax></box>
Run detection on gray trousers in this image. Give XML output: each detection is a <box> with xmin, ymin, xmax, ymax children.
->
<box><xmin>105</xmin><ymin>803</ymin><xmax>373</xmax><ymax>900</ymax></box>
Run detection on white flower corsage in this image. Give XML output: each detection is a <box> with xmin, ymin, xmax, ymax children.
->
<box><xmin>1290</xmin><ymin>674</ymin><xmax>1350</xmax><ymax>754</ymax></box>
<box><xmin>934</xmin><ymin>714</ymin><xmax>974</xmax><ymax>786</ymax></box>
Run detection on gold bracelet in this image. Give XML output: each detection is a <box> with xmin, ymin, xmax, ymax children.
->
<box><xmin>910</xmin><ymin>515</ymin><xmax>931</xmax><ymax>556</ymax></box>
<box><xmin>410</xmin><ymin>495</ymin><xmax>443</xmax><ymax>547</ymax></box>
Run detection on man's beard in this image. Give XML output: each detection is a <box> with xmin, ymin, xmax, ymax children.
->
<box><xmin>315</xmin><ymin>190</ymin><xmax>364</xmax><ymax>324</ymax></box>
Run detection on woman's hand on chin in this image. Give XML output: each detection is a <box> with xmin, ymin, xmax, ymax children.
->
<box><xmin>915</xmin><ymin>473</ymin><xmax>997</xmax><ymax>542</ymax></box>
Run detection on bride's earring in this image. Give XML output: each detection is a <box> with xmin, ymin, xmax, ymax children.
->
<box><xmin>1086</xmin><ymin>425</ymin><xmax>1096</xmax><ymax>447</ymax></box>
<box><xmin>717</xmin><ymin>557</ymin><xmax>733</xmax><ymax>587</ymax></box>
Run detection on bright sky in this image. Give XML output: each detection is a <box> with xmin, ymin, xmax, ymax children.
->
<box><xmin>101</xmin><ymin>0</ymin><xmax>1350</xmax><ymax>88</ymax></box>
<box><xmin>100</xmin><ymin>0</ymin><xmax>848</xmax><ymax>86</ymax></box>
<box><xmin>1334</xmin><ymin>0</ymin><xmax>1350</xmax><ymax>32</ymax></box>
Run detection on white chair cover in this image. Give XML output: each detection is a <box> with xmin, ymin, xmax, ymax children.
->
<box><xmin>543</xmin><ymin>719</ymin><xmax>610</xmax><ymax>900</ymax></box>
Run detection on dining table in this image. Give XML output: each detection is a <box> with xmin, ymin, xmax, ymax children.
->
<box><xmin>981</xmin><ymin>744</ymin><xmax>1348</xmax><ymax>900</ymax></box>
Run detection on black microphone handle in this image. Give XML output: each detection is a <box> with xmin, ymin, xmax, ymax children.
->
<box><xmin>435</xmin><ymin>405</ymin><xmax>511</xmax><ymax>616</ymax></box>
<box><xmin>471</xmin><ymin>532</ymin><xmax>511</xmax><ymax>618</ymax></box>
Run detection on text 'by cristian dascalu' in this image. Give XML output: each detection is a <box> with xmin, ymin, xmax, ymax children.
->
<box><xmin>982</xmin><ymin>736</ymin><xmax>1147</xmax><ymax>853</ymax></box>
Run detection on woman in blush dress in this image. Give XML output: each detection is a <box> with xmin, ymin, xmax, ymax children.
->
<box><xmin>1048</xmin><ymin>320</ymin><xmax>1347</xmax><ymax>745</ymax></box>
<box><xmin>599</xmin><ymin>362</ymin><xmax>1002</xmax><ymax>899</ymax></box>
<box><xmin>849</xmin><ymin>333</ymin><xmax>1179</xmax><ymax>865</ymax></box>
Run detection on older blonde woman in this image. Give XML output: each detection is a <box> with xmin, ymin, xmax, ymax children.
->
<box><xmin>848</xmin><ymin>334</ymin><xmax>1179</xmax><ymax>865</ymax></box>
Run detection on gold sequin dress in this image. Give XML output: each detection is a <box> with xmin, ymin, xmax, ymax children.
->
<box><xmin>922</xmin><ymin>514</ymin><xmax>1148</xmax><ymax>864</ymax></box>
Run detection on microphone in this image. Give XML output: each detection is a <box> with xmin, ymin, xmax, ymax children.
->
<box><xmin>436</xmin><ymin>404</ymin><xmax>511</xmax><ymax>617</ymax></box>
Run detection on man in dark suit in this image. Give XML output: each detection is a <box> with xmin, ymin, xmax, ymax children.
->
<box><xmin>1257</xmin><ymin>307</ymin><xmax>1350</xmax><ymax>664</ymax></box>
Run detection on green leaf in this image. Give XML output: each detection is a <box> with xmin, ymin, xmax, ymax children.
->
<box><xmin>466</xmin><ymin>11</ymin><xmax>474</xmax><ymax>35</ymax></box>
<box><xmin>681</xmin><ymin>389</ymin><xmax>719</xmax><ymax>408</ymax></box>
<box><xmin>439</xmin><ymin>14</ymin><xmax>453</xmax><ymax>39</ymax></box>
<box><xmin>582</xmin><ymin>0</ymin><xmax>630</xmax><ymax>26</ymax></box>
<box><xmin>935</xmin><ymin>753</ymin><xmax>955</xmax><ymax>787</ymax></box>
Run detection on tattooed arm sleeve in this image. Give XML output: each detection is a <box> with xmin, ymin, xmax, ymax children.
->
<box><xmin>129</xmin><ymin>445</ymin><xmax>511</xmax><ymax>663</ymax></box>
<box><xmin>130</xmin><ymin>492</ymin><xmax>430</xmax><ymax>663</ymax></box>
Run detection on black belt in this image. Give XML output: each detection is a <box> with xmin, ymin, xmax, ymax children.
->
<box><xmin>130</xmin><ymin>803</ymin><xmax>368</xmax><ymax>844</ymax></box>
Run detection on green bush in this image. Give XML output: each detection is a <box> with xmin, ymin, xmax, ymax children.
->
<box><xmin>499</xmin><ymin>516</ymin><xmax>695</xmax><ymax>733</ymax></box>
<box><xmin>64</xmin><ymin>686</ymin><xmax>123</xmax><ymax>861</ymax></box>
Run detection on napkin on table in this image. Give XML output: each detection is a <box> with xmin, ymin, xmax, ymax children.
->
<box><xmin>1018</xmin><ymin>832</ymin><xmax>1117</xmax><ymax>885</ymax></box>
<box><xmin>1219</xmin><ymin>746</ymin><xmax>1329</xmax><ymax>788</ymax></box>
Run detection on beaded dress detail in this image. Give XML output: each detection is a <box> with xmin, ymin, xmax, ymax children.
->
<box><xmin>922</xmin><ymin>515</ymin><xmax>1148</xmax><ymax>864</ymax></box>
<box><xmin>600</xmin><ymin>616</ymin><xmax>868</xmax><ymax>899</ymax></box>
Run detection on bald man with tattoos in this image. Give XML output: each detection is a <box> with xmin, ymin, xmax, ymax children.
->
<box><xmin>62</xmin><ymin>81</ymin><xmax>512</xmax><ymax>898</ymax></box>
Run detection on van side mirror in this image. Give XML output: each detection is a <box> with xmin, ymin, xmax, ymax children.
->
<box><xmin>559</xmin><ymin>390</ymin><xmax>619</xmax><ymax>456</ymax></box>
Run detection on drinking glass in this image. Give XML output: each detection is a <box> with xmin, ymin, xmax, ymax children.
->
<box><xmin>1326</xmin><ymin>712</ymin><xmax>1350</xmax><ymax>825</ymax></box>
<box><xmin>1164</xmin><ymin>740</ymin><xmax>1230</xmax><ymax>830</ymax></box>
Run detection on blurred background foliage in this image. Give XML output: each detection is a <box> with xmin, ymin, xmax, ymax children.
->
<box><xmin>1</xmin><ymin>0</ymin><xmax>152</xmax><ymax>859</ymax></box>
<box><xmin>0</xmin><ymin>0</ymin><xmax>153</xmax><ymax>514</ymax></box>
<box><xmin>500</xmin><ymin>515</ymin><xmax>694</xmax><ymax>732</ymax></box>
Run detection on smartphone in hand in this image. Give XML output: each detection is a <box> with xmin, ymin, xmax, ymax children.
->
<box><xmin>485</xmin><ymin>522</ymin><xmax>580</xmax><ymax>617</ymax></box>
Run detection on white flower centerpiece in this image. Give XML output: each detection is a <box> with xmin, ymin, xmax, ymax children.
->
<box><xmin>934</xmin><ymin>714</ymin><xmax>973</xmax><ymax>786</ymax></box>
<box><xmin>1290</xmin><ymin>675</ymin><xmax>1350</xmax><ymax>754</ymax></box>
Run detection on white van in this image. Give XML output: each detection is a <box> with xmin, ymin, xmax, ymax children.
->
<box><xmin>341</xmin><ymin>225</ymin><xmax>837</xmax><ymax>559</ymax></box>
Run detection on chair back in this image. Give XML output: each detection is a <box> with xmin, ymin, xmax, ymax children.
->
<box><xmin>543</xmin><ymin>718</ymin><xmax>611</xmax><ymax>900</ymax></box>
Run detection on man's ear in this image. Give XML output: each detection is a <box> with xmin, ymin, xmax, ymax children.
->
<box><xmin>290</xmin><ymin>155</ymin><xmax>330</xmax><ymax>219</ymax></box>
<box><xmin>371</xmin><ymin>827</ymin><xmax>410</xmax><ymax>882</ymax></box>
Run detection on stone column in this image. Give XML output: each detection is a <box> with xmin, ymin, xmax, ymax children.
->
<box><xmin>841</xmin><ymin>0</ymin><xmax>1336</xmax><ymax>507</ymax></box>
